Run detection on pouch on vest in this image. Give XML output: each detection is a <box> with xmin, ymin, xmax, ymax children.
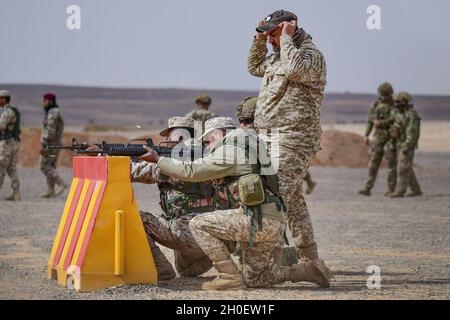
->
<box><xmin>238</xmin><ymin>173</ymin><xmax>265</xmax><ymax>206</ymax></box>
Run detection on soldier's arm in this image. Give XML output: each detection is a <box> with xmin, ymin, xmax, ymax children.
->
<box><xmin>247</xmin><ymin>37</ymin><xmax>270</xmax><ymax>77</ymax></box>
<box><xmin>130</xmin><ymin>161</ymin><xmax>161</xmax><ymax>184</ymax></box>
<box><xmin>158</xmin><ymin>144</ymin><xmax>252</xmax><ymax>182</ymax></box>
<box><xmin>279</xmin><ymin>35</ymin><xmax>326</xmax><ymax>83</ymax></box>
<box><xmin>402</xmin><ymin>112</ymin><xmax>420</xmax><ymax>150</ymax></box>
<box><xmin>364</xmin><ymin>106</ymin><xmax>376</xmax><ymax>137</ymax></box>
<box><xmin>0</xmin><ymin>108</ymin><xmax>16</xmax><ymax>131</ymax></box>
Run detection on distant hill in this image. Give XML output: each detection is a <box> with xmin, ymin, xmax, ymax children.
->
<box><xmin>1</xmin><ymin>84</ymin><xmax>449</xmax><ymax>128</ymax></box>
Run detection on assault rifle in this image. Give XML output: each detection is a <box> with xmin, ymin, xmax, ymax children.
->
<box><xmin>45</xmin><ymin>138</ymin><xmax>202</xmax><ymax>160</ymax></box>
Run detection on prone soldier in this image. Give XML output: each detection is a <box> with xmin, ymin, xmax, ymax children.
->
<box><xmin>40</xmin><ymin>93</ymin><xmax>67</xmax><ymax>198</ymax></box>
<box><xmin>0</xmin><ymin>90</ymin><xmax>21</xmax><ymax>201</ymax></box>
<box><xmin>359</xmin><ymin>82</ymin><xmax>398</xmax><ymax>196</ymax></box>
<box><xmin>390</xmin><ymin>92</ymin><xmax>422</xmax><ymax>197</ymax></box>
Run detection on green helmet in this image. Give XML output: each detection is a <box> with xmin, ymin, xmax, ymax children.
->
<box><xmin>377</xmin><ymin>82</ymin><xmax>394</xmax><ymax>96</ymax></box>
<box><xmin>236</xmin><ymin>96</ymin><xmax>257</xmax><ymax>120</ymax></box>
<box><xmin>195</xmin><ymin>94</ymin><xmax>212</xmax><ymax>106</ymax></box>
<box><xmin>394</xmin><ymin>92</ymin><xmax>412</xmax><ymax>104</ymax></box>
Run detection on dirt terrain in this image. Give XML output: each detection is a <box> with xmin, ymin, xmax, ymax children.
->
<box><xmin>1</xmin><ymin>150</ymin><xmax>449</xmax><ymax>300</ymax></box>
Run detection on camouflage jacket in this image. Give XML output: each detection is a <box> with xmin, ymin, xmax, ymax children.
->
<box><xmin>364</xmin><ymin>99</ymin><xmax>397</xmax><ymax>143</ymax></box>
<box><xmin>392</xmin><ymin>105</ymin><xmax>420</xmax><ymax>151</ymax></box>
<box><xmin>0</xmin><ymin>105</ymin><xmax>17</xmax><ymax>141</ymax></box>
<box><xmin>131</xmin><ymin>161</ymin><xmax>217</xmax><ymax>219</ymax></box>
<box><xmin>41</xmin><ymin>105</ymin><xmax>64</xmax><ymax>145</ymax></box>
<box><xmin>185</xmin><ymin>109</ymin><xmax>215</xmax><ymax>130</ymax></box>
<box><xmin>247</xmin><ymin>35</ymin><xmax>326</xmax><ymax>147</ymax></box>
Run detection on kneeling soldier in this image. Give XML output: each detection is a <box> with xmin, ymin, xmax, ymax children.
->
<box><xmin>139</xmin><ymin>117</ymin><xmax>331</xmax><ymax>290</ymax></box>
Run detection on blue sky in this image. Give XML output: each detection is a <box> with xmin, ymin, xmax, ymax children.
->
<box><xmin>1</xmin><ymin>0</ymin><xmax>449</xmax><ymax>94</ymax></box>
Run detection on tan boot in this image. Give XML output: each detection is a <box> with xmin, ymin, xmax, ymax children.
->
<box><xmin>406</xmin><ymin>191</ymin><xmax>422</xmax><ymax>197</ymax></box>
<box><xmin>305</xmin><ymin>181</ymin><xmax>317</xmax><ymax>195</ymax></box>
<box><xmin>358</xmin><ymin>189</ymin><xmax>371</xmax><ymax>196</ymax></box>
<box><xmin>55</xmin><ymin>179</ymin><xmax>68</xmax><ymax>196</ymax></box>
<box><xmin>201</xmin><ymin>260</ymin><xmax>243</xmax><ymax>291</ymax></box>
<box><xmin>289</xmin><ymin>259</ymin><xmax>331</xmax><ymax>288</ymax></box>
<box><xmin>390</xmin><ymin>192</ymin><xmax>405</xmax><ymax>198</ymax></box>
<box><xmin>5</xmin><ymin>190</ymin><xmax>21</xmax><ymax>201</ymax></box>
<box><xmin>384</xmin><ymin>190</ymin><xmax>394</xmax><ymax>197</ymax></box>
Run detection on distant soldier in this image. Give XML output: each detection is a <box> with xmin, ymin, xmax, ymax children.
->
<box><xmin>185</xmin><ymin>94</ymin><xmax>215</xmax><ymax>128</ymax></box>
<box><xmin>303</xmin><ymin>171</ymin><xmax>317</xmax><ymax>195</ymax></box>
<box><xmin>40</xmin><ymin>93</ymin><xmax>67</xmax><ymax>198</ymax></box>
<box><xmin>0</xmin><ymin>90</ymin><xmax>21</xmax><ymax>201</ymax></box>
<box><xmin>359</xmin><ymin>82</ymin><xmax>398</xmax><ymax>196</ymax></box>
<box><xmin>390</xmin><ymin>92</ymin><xmax>422</xmax><ymax>197</ymax></box>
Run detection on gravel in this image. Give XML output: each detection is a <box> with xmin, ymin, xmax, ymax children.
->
<box><xmin>1</xmin><ymin>151</ymin><xmax>449</xmax><ymax>300</ymax></box>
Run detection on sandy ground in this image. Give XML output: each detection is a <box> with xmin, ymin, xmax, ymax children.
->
<box><xmin>0</xmin><ymin>150</ymin><xmax>449</xmax><ymax>300</ymax></box>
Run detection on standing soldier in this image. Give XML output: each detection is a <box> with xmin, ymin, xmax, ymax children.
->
<box><xmin>138</xmin><ymin>117</ymin><xmax>330</xmax><ymax>290</ymax></box>
<box><xmin>40</xmin><ymin>93</ymin><xmax>67</xmax><ymax>198</ymax></box>
<box><xmin>247</xmin><ymin>9</ymin><xmax>330</xmax><ymax>274</ymax></box>
<box><xmin>185</xmin><ymin>94</ymin><xmax>216</xmax><ymax>129</ymax></box>
<box><xmin>0</xmin><ymin>90</ymin><xmax>21</xmax><ymax>201</ymax></box>
<box><xmin>359</xmin><ymin>82</ymin><xmax>398</xmax><ymax>196</ymax></box>
<box><xmin>390</xmin><ymin>92</ymin><xmax>422</xmax><ymax>197</ymax></box>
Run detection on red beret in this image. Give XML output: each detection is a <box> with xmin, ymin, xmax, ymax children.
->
<box><xmin>42</xmin><ymin>93</ymin><xmax>56</xmax><ymax>101</ymax></box>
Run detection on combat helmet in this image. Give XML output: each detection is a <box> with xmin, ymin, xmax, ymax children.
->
<box><xmin>377</xmin><ymin>82</ymin><xmax>394</xmax><ymax>96</ymax></box>
<box><xmin>195</xmin><ymin>94</ymin><xmax>212</xmax><ymax>106</ymax></box>
<box><xmin>236</xmin><ymin>96</ymin><xmax>257</xmax><ymax>120</ymax></box>
<box><xmin>394</xmin><ymin>92</ymin><xmax>412</xmax><ymax>104</ymax></box>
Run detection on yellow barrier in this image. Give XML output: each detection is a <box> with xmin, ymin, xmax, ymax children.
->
<box><xmin>47</xmin><ymin>156</ymin><xmax>157</xmax><ymax>292</ymax></box>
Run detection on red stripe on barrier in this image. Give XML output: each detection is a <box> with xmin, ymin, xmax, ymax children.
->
<box><xmin>53</xmin><ymin>179</ymin><xmax>85</xmax><ymax>267</ymax></box>
<box><xmin>75</xmin><ymin>158</ymin><xmax>108</xmax><ymax>268</ymax></box>
<box><xmin>63</xmin><ymin>180</ymin><xmax>96</xmax><ymax>271</ymax></box>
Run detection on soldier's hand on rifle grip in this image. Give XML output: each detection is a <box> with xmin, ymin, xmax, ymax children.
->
<box><xmin>137</xmin><ymin>145</ymin><xmax>160</xmax><ymax>163</ymax></box>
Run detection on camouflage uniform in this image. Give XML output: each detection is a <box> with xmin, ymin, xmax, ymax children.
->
<box><xmin>360</xmin><ymin>84</ymin><xmax>398</xmax><ymax>195</ymax></box>
<box><xmin>131</xmin><ymin>160</ymin><xmax>215</xmax><ymax>277</ymax></box>
<box><xmin>186</xmin><ymin>94</ymin><xmax>215</xmax><ymax>129</ymax></box>
<box><xmin>0</xmin><ymin>103</ymin><xmax>20</xmax><ymax>198</ymax></box>
<box><xmin>390</xmin><ymin>93</ymin><xmax>422</xmax><ymax>197</ymax></box>
<box><xmin>247</xmin><ymin>29</ymin><xmax>326</xmax><ymax>259</ymax></box>
<box><xmin>40</xmin><ymin>103</ymin><xmax>65</xmax><ymax>195</ymax></box>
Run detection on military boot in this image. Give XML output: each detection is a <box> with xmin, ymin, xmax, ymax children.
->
<box><xmin>390</xmin><ymin>192</ymin><xmax>405</xmax><ymax>198</ymax></box>
<box><xmin>5</xmin><ymin>189</ymin><xmax>21</xmax><ymax>201</ymax></box>
<box><xmin>55</xmin><ymin>178</ymin><xmax>68</xmax><ymax>196</ymax></box>
<box><xmin>201</xmin><ymin>260</ymin><xmax>243</xmax><ymax>291</ymax></box>
<box><xmin>305</xmin><ymin>181</ymin><xmax>317</xmax><ymax>195</ymax></box>
<box><xmin>358</xmin><ymin>188</ymin><xmax>371</xmax><ymax>196</ymax></box>
<box><xmin>41</xmin><ymin>186</ymin><xmax>55</xmax><ymax>198</ymax></box>
<box><xmin>287</xmin><ymin>259</ymin><xmax>331</xmax><ymax>288</ymax></box>
<box><xmin>384</xmin><ymin>190</ymin><xmax>395</xmax><ymax>197</ymax></box>
<box><xmin>406</xmin><ymin>191</ymin><xmax>422</xmax><ymax>197</ymax></box>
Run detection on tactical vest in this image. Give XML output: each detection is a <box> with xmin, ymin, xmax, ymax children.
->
<box><xmin>0</xmin><ymin>106</ymin><xmax>21</xmax><ymax>141</ymax></box>
<box><xmin>212</xmin><ymin>134</ymin><xmax>286</xmax><ymax>245</ymax></box>
<box><xmin>158</xmin><ymin>176</ymin><xmax>217</xmax><ymax>220</ymax></box>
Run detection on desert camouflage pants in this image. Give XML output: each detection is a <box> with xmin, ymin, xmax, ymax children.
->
<box><xmin>363</xmin><ymin>139</ymin><xmax>397</xmax><ymax>192</ymax></box>
<box><xmin>0</xmin><ymin>140</ymin><xmax>20</xmax><ymax>191</ymax></box>
<box><xmin>190</xmin><ymin>208</ymin><xmax>290</xmax><ymax>288</ymax></box>
<box><xmin>139</xmin><ymin>211</ymin><xmax>213</xmax><ymax>277</ymax></box>
<box><xmin>39</xmin><ymin>151</ymin><xmax>62</xmax><ymax>189</ymax></box>
<box><xmin>395</xmin><ymin>149</ymin><xmax>421</xmax><ymax>194</ymax></box>
<box><xmin>267</xmin><ymin>132</ymin><xmax>319</xmax><ymax>250</ymax></box>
